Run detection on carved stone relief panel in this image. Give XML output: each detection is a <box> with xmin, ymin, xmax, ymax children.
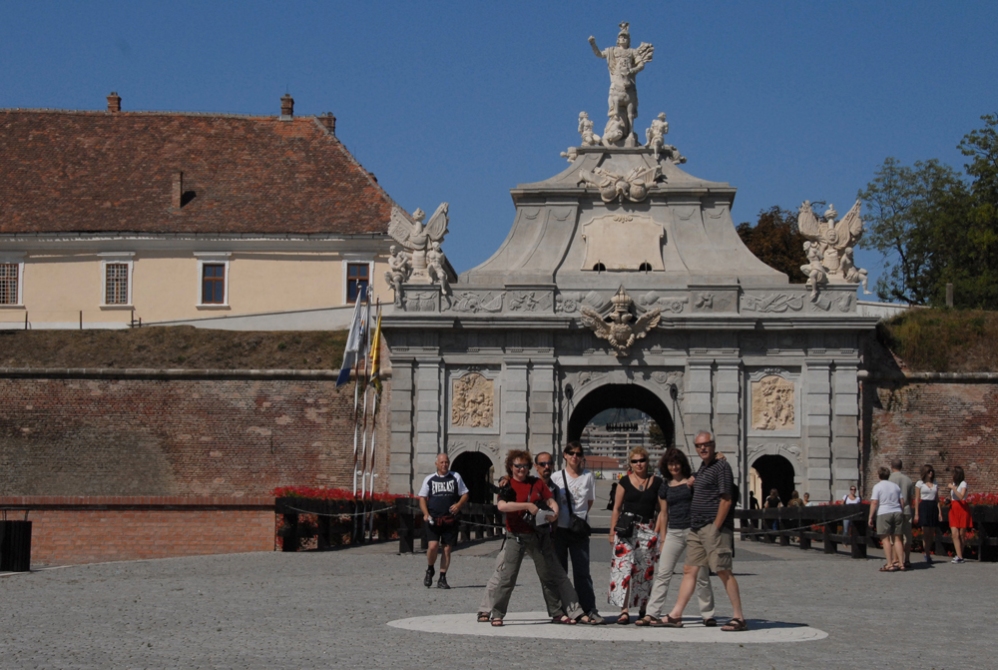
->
<box><xmin>747</xmin><ymin>368</ymin><xmax>801</xmax><ymax>437</ymax></box>
<box><xmin>451</xmin><ymin>371</ymin><xmax>496</xmax><ymax>429</ymax></box>
<box><xmin>444</xmin><ymin>291</ymin><xmax>505</xmax><ymax>313</ymax></box>
<box><xmin>751</xmin><ymin>375</ymin><xmax>796</xmax><ymax>431</ymax></box>
<box><xmin>741</xmin><ymin>293</ymin><xmax>805</xmax><ymax>313</ymax></box>
<box><xmin>507</xmin><ymin>291</ymin><xmax>554</xmax><ymax>313</ymax></box>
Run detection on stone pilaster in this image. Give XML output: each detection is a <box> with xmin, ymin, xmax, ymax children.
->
<box><xmin>501</xmin><ymin>359</ymin><xmax>530</xmax><ymax>454</ymax></box>
<box><xmin>804</xmin><ymin>360</ymin><xmax>832</xmax><ymax>495</ymax></box>
<box><xmin>714</xmin><ymin>358</ymin><xmax>742</xmax><ymax>480</ymax></box>
<box><xmin>831</xmin><ymin>361</ymin><xmax>860</xmax><ymax>501</ymax></box>
<box><xmin>388</xmin><ymin>359</ymin><xmax>415</xmax><ymax>494</ymax></box>
<box><xmin>528</xmin><ymin>361</ymin><xmax>557</xmax><ymax>454</ymax></box>
<box><xmin>412</xmin><ymin>357</ymin><xmax>443</xmax><ymax>486</ymax></box>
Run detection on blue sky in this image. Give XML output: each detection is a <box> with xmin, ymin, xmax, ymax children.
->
<box><xmin>3</xmin><ymin>2</ymin><xmax>997</xmax><ymax>292</ymax></box>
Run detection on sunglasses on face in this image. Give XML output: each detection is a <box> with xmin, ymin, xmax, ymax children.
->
<box><xmin>695</xmin><ymin>442</ymin><xmax>715</xmax><ymax>449</ymax></box>
<box><xmin>565</xmin><ymin>451</ymin><xmax>582</xmax><ymax>457</ymax></box>
<box><xmin>512</xmin><ymin>463</ymin><xmax>530</xmax><ymax>470</ymax></box>
<box><xmin>630</xmin><ymin>458</ymin><xmax>648</xmax><ymax>464</ymax></box>
<box><xmin>536</xmin><ymin>461</ymin><xmax>552</xmax><ymax>467</ymax></box>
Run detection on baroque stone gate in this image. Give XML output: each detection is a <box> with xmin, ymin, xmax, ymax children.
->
<box><xmin>382</xmin><ymin>23</ymin><xmax>877</xmax><ymax>504</ymax></box>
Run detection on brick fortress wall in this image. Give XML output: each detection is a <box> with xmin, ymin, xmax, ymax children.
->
<box><xmin>864</xmin><ymin>379</ymin><xmax>998</xmax><ymax>497</ymax></box>
<box><xmin>0</xmin><ymin>496</ymin><xmax>275</xmax><ymax>566</ymax></box>
<box><xmin>0</xmin><ymin>371</ymin><xmax>391</xmax><ymax>565</ymax></box>
<box><xmin>0</xmin><ymin>371</ymin><xmax>391</xmax><ymax>497</ymax></box>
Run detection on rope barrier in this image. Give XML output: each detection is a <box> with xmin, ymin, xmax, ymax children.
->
<box><xmin>740</xmin><ymin>509</ymin><xmax>866</xmax><ymax>534</ymax></box>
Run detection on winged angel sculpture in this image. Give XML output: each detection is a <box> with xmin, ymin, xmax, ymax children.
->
<box><xmin>580</xmin><ymin>286</ymin><xmax>661</xmax><ymax>357</ymax></box>
<box><xmin>797</xmin><ymin>200</ymin><xmax>870</xmax><ymax>301</ymax></box>
<box><xmin>386</xmin><ymin>203</ymin><xmax>451</xmax><ymax>302</ymax></box>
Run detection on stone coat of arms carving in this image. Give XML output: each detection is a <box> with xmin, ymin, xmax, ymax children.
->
<box><xmin>580</xmin><ymin>286</ymin><xmax>661</xmax><ymax>357</ymax></box>
<box><xmin>451</xmin><ymin>372</ymin><xmax>494</xmax><ymax>428</ymax></box>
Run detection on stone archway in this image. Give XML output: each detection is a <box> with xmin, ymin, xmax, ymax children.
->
<box><xmin>567</xmin><ymin>383</ymin><xmax>674</xmax><ymax>446</ymax></box>
<box><xmin>752</xmin><ymin>454</ymin><xmax>796</xmax><ymax>506</ymax></box>
<box><xmin>451</xmin><ymin>451</ymin><xmax>494</xmax><ymax>505</ymax></box>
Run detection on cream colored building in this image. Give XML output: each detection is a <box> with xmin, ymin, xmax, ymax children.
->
<box><xmin>1</xmin><ymin>94</ymin><xmax>397</xmax><ymax>330</ymax></box>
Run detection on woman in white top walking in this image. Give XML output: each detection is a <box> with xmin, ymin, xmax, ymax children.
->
<box><xmin>914</xmin><ymin>464</ymin><xmax>943</xmax><ymax>563</ymax></box>
<box><xmin>842</xmin><ymin>485</ymin><xmax>862</xmax><ymax>535</ymax></box>
<box><xmin>869</xmin><ymin>466</ymin><xmax>906</xmax><ymax>572</ymax></box>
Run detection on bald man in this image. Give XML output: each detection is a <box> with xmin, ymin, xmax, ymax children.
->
<box><xmin>418</xmin><ymin>453</ymin><xmax>469</xmax><ymax>589</ymax></box>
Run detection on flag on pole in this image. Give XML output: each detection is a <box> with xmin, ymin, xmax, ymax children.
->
<box><xmin>337</xmin><ymin>287</ymin><xmax>368</xmax><ymax>387</ymax></box>
<box><xmin>368</xmin><ymin>301</ymin><xmax>382</xmax><ymax>393</ymax></box>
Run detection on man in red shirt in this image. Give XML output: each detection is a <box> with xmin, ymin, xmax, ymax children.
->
<box><xmin>478</xmin><ymin>449</ymin><xmax>583</xmax><ymax>626</ymax></box>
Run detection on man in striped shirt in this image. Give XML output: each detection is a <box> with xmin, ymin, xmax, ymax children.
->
<box><xmin>662</xmin><ymin>431</ymin><xmax>747</xmax><ymax>631</ymax></box>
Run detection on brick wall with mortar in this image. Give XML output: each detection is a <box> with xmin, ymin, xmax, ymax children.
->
<box><xmin>0</xmin><ymin>372</ymin><xmax>392</xmax><ymax>497</ymax></box>
<box><xmin>0</xmin><ymin>496</ymin><xmax>274</xmax><ymax>566</ymax></box>
<box><xmin>865</xmin><ymin>381</ymin><xmax>998</xmax><ymax>497</ymax></box>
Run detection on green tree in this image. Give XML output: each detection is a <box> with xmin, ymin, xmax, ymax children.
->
<box><xmin>736</xmin><ymin>206</ymin><xmax>808</xmax><ymax>282</ymax></box>
<box><xmin>861</xmin><ymin>114</ymin><xmax>998</xmax><ymax>308</ymax></box>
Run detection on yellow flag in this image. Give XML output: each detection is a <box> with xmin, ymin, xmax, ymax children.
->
<box><xmin>368</xmin><ymin>303</ymin><xmax>382</xmax><ymax>391</ymax></box>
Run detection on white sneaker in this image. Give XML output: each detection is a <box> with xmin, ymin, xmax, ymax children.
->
<box><xmin>951</xmin><ymin>557</ymin><xmax>965</xmax><ymax>564</ymax></box>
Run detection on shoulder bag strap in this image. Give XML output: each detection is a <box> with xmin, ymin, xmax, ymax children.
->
<box><xmin>561</xmin><ymin>472</ymin><xmax>577</xmax><ymax>520</ymax></box>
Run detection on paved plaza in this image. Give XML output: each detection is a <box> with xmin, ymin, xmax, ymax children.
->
<box><xmin>2</xmin><ymin>535</ymin><xmax>994</xmax><ymax>669</ymax></box>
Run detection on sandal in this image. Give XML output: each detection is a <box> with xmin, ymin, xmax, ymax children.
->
<box><xmin>702</xmin><ymin>617</ymin><xmax>718</xmax><ymax>627</ymax></box>
<box><xmin>651</xmin><ymin>615</ymin><xmax>684</xmax><ymax>628</ymax></box>
<box><xmin>552</xmin><ymin>615</ymin><xmax>576</xmax><ymax>625</ymax></box>
<box><xmin>491</xmin><ymin>618</ymin><xmax>504</xmax><ymax>627</ymax></box>
<box><xmin>634</xmin><ymin>615</ymin><xmax>660</xmax><ymax>627</ymax></box>
<box><xmin>616</xmin><ymin>613</ymin><xmax>630</xmax><ymax>625</ymax></box>
<box><xmin>477</xmin><ymin>612</ymin><xmax>491</xmax><ymax>623</ymax></box>
<box><xmin>577</xmin><ymin>614</ymin><xmax>601</xmax><ymax>625</ymax></box>
<box><xmin>721</xmin><ymin>617</ymin><xmax>748</xmax><ymax>632</ymax></box>
<box><xmin>879</xmin><ymin>565</ymin><xmax>898</xmax><ymax>573</ymax></box>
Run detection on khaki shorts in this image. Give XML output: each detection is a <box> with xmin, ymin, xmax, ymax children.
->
<box><xmin>876</xmin><ymin>512</ymin><xmax>904</xmax><ymax>537</ymax></box>
<box><xmin>685</xmin><ymin>525</ymin><xmax>733</xmax><ymax>573</ymax></box>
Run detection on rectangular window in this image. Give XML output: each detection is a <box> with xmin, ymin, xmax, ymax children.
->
<box><xmin>0</xmin><ymin>263</ymin><xmax>18</xmax><ymax>305</ymax></box>
<box><xmin>202</xmin><ymin>263</ymin><xmax>226</xmax><ymax>304</ymax></box>
<box><xmin>0</xmin><ymin>263</ymin><xmax>21</xmax><ymax>305</ymax></box>
<box><xmin>104</xmin><ymin>262</ymin><xmax>129</xmax><ymax>305</ymax></box>
<box><xmin>346</xmin><ymin>262</ymin><xmax>370</xmax><ymax>303</ymax></box>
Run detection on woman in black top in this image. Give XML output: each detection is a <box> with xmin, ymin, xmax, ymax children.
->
<box><xmin>608</xmin><ymin>446</ymin><xmax>664</xmax><ymax>624</ymax></box>
<box><xmin>637</xmin><ymin>448</ymin><xmax>716</xmax><ymax>627</ymax></box>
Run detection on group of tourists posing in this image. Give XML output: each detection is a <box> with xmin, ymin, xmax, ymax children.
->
<box><xmin>419</xmin><ymin>431</ymin><xmax>747</xmax><ymax>631</ymax></box>
<box><xmin>869</xmin><ymin>458</ymin><xmax>974</xmax><ymax>570</ymax></box>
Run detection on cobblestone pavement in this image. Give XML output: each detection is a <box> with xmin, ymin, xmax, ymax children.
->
<box><xmin>1</xmin><ymin>537</ymin><xmax>994</xmax><ymax>669</ymax></box>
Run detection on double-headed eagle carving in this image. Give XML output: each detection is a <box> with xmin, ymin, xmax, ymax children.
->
<box><xmin>386</xmin><ymin>203</ymin><xmax>451</xmax><ymax>300</ymax></box>
<box><xmin>580</xmin><ymin>286</ymin><xmax>661</xmax><ymax>357</ymax></box>
<box><xmin>797</xmin><ymin>200</ymin><xmax>870</xmax><ymax>300</ymax></box>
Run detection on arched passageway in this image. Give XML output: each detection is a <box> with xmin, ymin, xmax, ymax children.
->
<box><xmin>451</xmin><ymin>451</ymin><xmax>494</xmax><ymax>505</ymax></box>
<box><xmin>752</xmin><ymin>454</ymin><xmax>795</xmax><ymax>505</ymax></box>
<box><xmin>567</xmin><ymin>383</ymin><xmax>674</xmax><ymax>447</ymax></box>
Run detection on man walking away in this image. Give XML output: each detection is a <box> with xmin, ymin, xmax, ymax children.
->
<box><xmin>663</xmin><ymin>431</ymin><xmax>747</xmax><ymax>631</ymax></box>
<box><xmin>418</xmin><ymin>453</ymin><xmax>469</xmax><ymax>589</ymax></box>
<box><xmin>889</xmin><ymin>458</ymin><xmax>916</xmax><ymax>570</ymax></box>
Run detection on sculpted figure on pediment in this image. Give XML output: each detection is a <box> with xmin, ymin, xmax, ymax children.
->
<box><xmin>452</xmin><ymin>372</ymin><xmax>495</xmax><ymax>428</ymax></box>
<box><xmin>751</xmin><ymin>375</ymin><xmax>796</xmax><ymax>431</ymax></box>
<box><xmin>588</xmin><ymin>22</ymin><xmax>654</xmax><ymax>147</ymax></box>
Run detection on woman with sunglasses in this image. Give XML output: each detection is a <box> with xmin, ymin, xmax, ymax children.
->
<box><xmin>552</xmin><ymin>441</ymin><xmax>600</xmax><ymax>623</ymax></box>
<box><xmin>608</xmin><ymin>446</ymin><xmax>663</xmax><ymax>624</ymax></box>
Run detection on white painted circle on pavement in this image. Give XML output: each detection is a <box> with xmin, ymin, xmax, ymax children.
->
<box><xmin>388</xmin><ymin>611</ymin><xmax>828</xmax><ymax>644</ymax></box>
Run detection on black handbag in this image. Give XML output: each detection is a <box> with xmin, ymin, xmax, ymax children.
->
<box><xmin>560</xmin><ymin>472</ymin><xmax>592</xmax><ymax>537</ymax></box>
<box><xmin>614</xmin><ymin>512</ymin><xmax>637</xmax><ymax>539</ymax></box>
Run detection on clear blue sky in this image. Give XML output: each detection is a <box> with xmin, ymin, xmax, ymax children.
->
<box><xmin>3</xmin><ymin>2</ymin><xmax>997</xmax><ymax>292</ymax></box>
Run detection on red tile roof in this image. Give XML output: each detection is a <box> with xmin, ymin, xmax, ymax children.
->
<box><xmin>0</xmin><ymin>109</ymin><xmax>396</xmax><ymax>235</ymax></box>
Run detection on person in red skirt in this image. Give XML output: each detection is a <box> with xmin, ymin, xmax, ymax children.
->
<box><xmin>946</xmin><ymin>466</ymin><xmax>972</xmax><ymax>564</ymax></box>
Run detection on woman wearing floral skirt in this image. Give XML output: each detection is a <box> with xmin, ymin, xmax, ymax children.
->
<box><xmin>607</xmin><ymin>446</ymin><xmax>663</xmax><ymax>624</ymax></box>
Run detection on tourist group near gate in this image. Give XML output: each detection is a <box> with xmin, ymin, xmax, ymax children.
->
<box><xmin>2</xmin><ymin>8</ymin><xmax>997</xmax><ymax>667</ymax></box>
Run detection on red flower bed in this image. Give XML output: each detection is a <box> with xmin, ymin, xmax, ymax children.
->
<box><xmin>272</xmin><ymin>486</ymin><xmax>410</xmax><ymax>502</ymax></box>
